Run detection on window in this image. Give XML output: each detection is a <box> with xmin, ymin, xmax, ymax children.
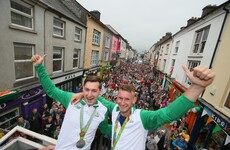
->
<box><xmin>224</xmin><ymin>91</ymin><xmax>230</xmax><ymax>110</ymax></box>
<box><xmin>185</xmin><ymin>60</ymin><xmax>201</xmax><ymax>84</ymax></box>
<box><xmin>113</xmin><ymin>41</ymin><xmax>117</xmax><ymax>49</ymax></box>
<box><xmin>105</xmin><ymin>36</ymin><xmax>111</xmax><ymax>48</ymax></box>
<box><xmin>14</xmin><ymin>43</ymin><xmax>34</xmax><ymax>81</ymax></box>
<box><xmin>92</xmin><ymin>29</ymin><xmax>101</xmax><ymax>45</ymax></box>
<box><xmin>91</xmin><ymin>50</ymin><xmax>99</xmax><ymax>67</ymax></box>
<box><xmin>74</xmin><ymin>27</ymin><xmax>82</xmax><ymax>42</ymax></box>
<box><xmin>10</xmin><ymin>0</ymin><xmax>33</xmax><ymax>29</ymax></box>
<box><xmin>174</xmin><ymin>41</ymin><xmax>180</xmax><ymax>53</ymax></box>
<box><xmin>165</xmin><ymin>44</ymin><xmax>170</xmax><ymax>54</ymax></box>
<box><xmin>163</xmin><ymin>59</ymin><xmax>166</xmax><ymax>71</ymax></box>
<box><xmin>53</xmin><ymin>18</ymin><xmax>64</xmax><ymax>37</ymax></box>
<box><xmin>193</xmin><ymin>26</ymin><xmax>210</xmax><ymax>54</ymax></box>
<box><xmin>103</xmin><ymin>51</ymin><xmax>109</xmax><ymax>61</ymax></box>
<box><xmin>53</xmin><ymin>47</ymin><xmax>64</xmax><ymax>72</ymax></box>
<box><xmin>169</xmin><ymin>59</ymin><xmax>175</xmax><ymax>76</ymax></box>
<box><xmin>73</xmin><ymin>49</ymin><xmax>80</xmax><ymax>68</ymax></box>
<box><xmin>160</xmin><ymin>46</ymin><xmax>164</xmax><ymax>55</ymax></box>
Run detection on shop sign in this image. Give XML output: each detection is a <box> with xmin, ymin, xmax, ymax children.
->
<box><xmin>203</xmin><ymin>107</ymin><xmax>230</xmax><ymax>135</ymax></box>
<box><xmin>53</xmin><ymin>71</ymin><xmax>83</xmax><ymax>84</ymax></box>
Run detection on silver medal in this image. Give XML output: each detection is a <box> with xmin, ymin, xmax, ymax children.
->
<box><xmin>76</xmin><ymin>139</ymin><xmax>86</xmax><ymax>148</ymax></box>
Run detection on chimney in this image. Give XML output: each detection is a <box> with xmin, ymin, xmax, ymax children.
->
<box><xmin>187</xmin><ymin>17</ymin><xmax>198</xmax><ymax>26</ymax></box>
<box><xmin>201</xmin><ymin>5</ymin><xmax>217</xmax><ymax>17</ymax></box>
<box><xmin>90</xmin><ymin>10</ymin><xmax>101</xmax><ymax>20</ymax></box>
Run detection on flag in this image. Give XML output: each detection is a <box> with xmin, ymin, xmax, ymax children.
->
<box><xmin>205</xmin><ymin>116</ymin><xmax>213</xmax><ymax>125</ymax></box>
<box><xmin>212</xmin><ymin>125</ymin><xmax>222</xmax><ymax>133</ymax></box>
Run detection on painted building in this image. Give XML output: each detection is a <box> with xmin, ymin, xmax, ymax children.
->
<box><xmin>0</xmin><ymin>0</ymin><xmax>86</xmax><ymax>128</ymax></box>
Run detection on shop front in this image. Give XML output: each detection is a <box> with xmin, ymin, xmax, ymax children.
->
<box><xmin>189</xmin><ymin>99</ymin><xmax>230</xmax><ymax>150</ymax></box>
<box><xmin>0</xmin><ymin>86</ymin><xmax>45</xmax><ymax>130</ymax></box>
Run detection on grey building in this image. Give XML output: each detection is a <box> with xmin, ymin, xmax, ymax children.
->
<box><xmin>0</xmin><ymin>0</ymin><xmax>87</xmax><ymax>129</ymax></box>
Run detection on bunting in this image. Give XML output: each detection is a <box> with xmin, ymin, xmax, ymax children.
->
<box><xmin>201</xmin><ymin>108</ymin><xmax>208</xmax><ymax>117</ymax></box>
<box><xmin>212</xmin><ymin>125</ymin><xmax>222</xmax><ymax>133</ymax></box>
<box><xmin>205</xmin><ymin>116</ymin><xmax>213</xmax><ymax>125</ymax></box>
<box><xmin>225</xmin><ymin>135</ymin><xmax>230</xmax><ymax>145</ymax></box>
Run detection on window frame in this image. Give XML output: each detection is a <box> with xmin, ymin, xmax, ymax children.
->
<box><xmin>192</xmin><ymin>26</ymin><xmax>210</xmax><ymax>55</ymax></box>
<box><xmin>53</xmin><ymin>47</ymin><xmax>64</xmax><ymax>73</ymax></box>
<box><xmin>53</xmin><ymin>18</ymin><xmax>65</xmax><ymax>38</ymax></box>
<box><xmin>74</xmin><ymin>27</ymin><xmax>82</xmax><ymax>42</ymax></box>
<box><xmin>73</xmin><ymin>49</ymin><xmax>81</xmax><ymax>69</ymax></box>
<box><xmin>105</xmin><ymin>36</ymin><xmax>111</xmax><ymax>48</ymax></box>
<box><xmin>92</xmin><ymin>29</ymin><xmax>101</xmax><ymax>45</ymax></box>
<box><xmin>10</xmin><ymin>0</ymin><xmax>34</xmax><ymax>30</ymax></box>
<box><xmin>185</xmin><ymin>60</ymin><xmax>201</xmax><ymax>85</ymax></box>
<box><xmin>103</xmin><ymin>51</ymin><xmax>109</xmax><ymax>61</ymax></box>
<box><xmin>90</xmin><ymin>50</ymin><xmax>99</xmax><ymax>67</ymax></box>
<box><xmin>174</xmin><ymin>41</ymin><xmax>180</xmax><ymax>54</ymax></box>
<box><xmin>14</xmin><ymin>43</ymin><xmax>34</xmax><ymax>81</ymax></box>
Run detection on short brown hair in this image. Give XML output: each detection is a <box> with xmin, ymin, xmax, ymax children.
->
<box><xmin>119</xmin><ymin>84</ymin><xmax>135</xmax><ymax>93</ymax></box>
<box><xmin>84</xmin><ymin>75</ymin><xmax>102</xmax><ymax>89</ymax></box>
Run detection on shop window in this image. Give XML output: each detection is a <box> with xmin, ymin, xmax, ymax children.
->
<box><xmin>0</xmin><ymin>107</ymin><xmax>19</xmax><ymax>129</ymax></box>
<box><xmin>196</xmin><ymin>116</ymin><xmax>227</xmax><ymax>150</ymax></box>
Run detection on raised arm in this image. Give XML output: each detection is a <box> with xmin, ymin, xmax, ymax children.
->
<box><xmin>32</xmin><ymin>54</ymin><xmax>73</xmax><ymax>108</ymax></box>
<box><xmin>141</xmin><ymin>65</ymin><xmax>215</xmax><ymax>130</ymax></box>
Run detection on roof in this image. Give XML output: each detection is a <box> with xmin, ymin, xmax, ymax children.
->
<box><xmin>40</xmin><ymin>0</ymin><xmax>86</xmax><ymax>27</ymax></box>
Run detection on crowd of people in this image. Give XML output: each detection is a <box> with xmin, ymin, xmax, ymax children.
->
<box><xmin>1</xmin><ymin>54</ymin><xmax>216</xmax><ymax>150</ymax></box>
<box><xmin>100</xmin><ymin>61</ymin><xmax>192</xmax><ymax>150</ymax></box>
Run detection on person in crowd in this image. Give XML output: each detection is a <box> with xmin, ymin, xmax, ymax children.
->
<box><xmin>17</xmin><ymin>116</ymin><xmax>30</xmax><ymax>129</ymax></box>
<box><xmin>146</xmin><ymin>132</ymin><xmax>158</xmax><ymax>150</ymax></box>
<box><xmin>53</xmin><ymin>124</ymin><xmax>61</xmax><ymax>139</ymax></box>
<box><xmin>179</xmin><ymin>128</ymin><xmax>190</xmax><ymax>143</ymax></box>
<box><xmin>172</xmin><ymin>135</ymin><xmax>188</xmax><ymax>150</ymax></box>
<box><xmin>29</xmin><ymin>108</ymin><xmax>42</xmax><ymax>133</ymax></box>
<box><xmin>72</xmin><ymin>65</ymin><xmax>215</xmax><ymax>150</ymax></box>
<box><xmin>43</xmin><ymin>114</ymin><xmax>54</xmax><ymax>137</ymax></box>
<box><xmin>31</xmin><ymin>54</ymin><xmax>111</xmax><ymax>150</ymax></box>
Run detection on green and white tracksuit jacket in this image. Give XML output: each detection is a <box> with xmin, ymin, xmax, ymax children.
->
<box><xmin>98</xmin><ymin>94</ymin><xmax>194</xmax><ymax>150</ymax></box>
<box><xmin>35</xmin><ymin>65</ymin><xmax>111</xmax><ymax>150</ymax></box>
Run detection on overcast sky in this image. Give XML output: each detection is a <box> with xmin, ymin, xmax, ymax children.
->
<box><xmin>77</xmin><ymin>0</ymin><xmax>228</xmax><ymax>52</ymax></box>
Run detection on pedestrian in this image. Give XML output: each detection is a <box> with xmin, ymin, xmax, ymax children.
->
<box><xmin>17</xmin><ymin>116</ymin><xmax>30</xmax><ymax>129</ymax></box>
<box><xmin>31</xmin><ymin>54</ymin><xmax>111</xmax><ymax>150</ymax></box>
<box><xmin>72</xmin><ymin>65</ymin><xmax>215</xmax><ymax>150</ymax></box>
<box><xmin>29</xmin><ymin>108</ymin><xmax>42</xmax><ymax>133</ymax></box>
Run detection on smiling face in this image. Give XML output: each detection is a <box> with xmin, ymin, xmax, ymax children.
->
<box><xmin>116</xmin><ymin>84</ymin><xmax>136</xmax><ymax>117</ymax></box>
<box><xmin>83</xmin><ymin>81</ymin><xmax>101</xmax><ymax>106</ymax></box>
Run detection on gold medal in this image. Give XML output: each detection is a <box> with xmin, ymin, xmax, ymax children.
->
<box><xmin>80</xmin><ymin>131</ymin><xmax>85</xmax><ymax>137</ymax></box>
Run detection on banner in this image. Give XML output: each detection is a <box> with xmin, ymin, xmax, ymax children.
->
<box><xmin>201</xmin><ymin>108</ymin><xmax>208</xmax><ymax>117</ymax></box>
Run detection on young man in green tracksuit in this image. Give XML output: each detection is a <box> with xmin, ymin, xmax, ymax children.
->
<box><xmin>32</xmin><ymin>54</ymin><xmax>111</xmax><ymax>150</ymax></box>
<box><xmin>71</xmin><ymin>65</ymin><xmax>215</xmax><ymax>150</ymax></box>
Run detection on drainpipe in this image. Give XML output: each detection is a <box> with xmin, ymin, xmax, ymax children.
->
<box><xmin>201</xmin><ymin>5</ymin><xmax>229</xmax><ymax>97</ymax></box>
<box><xmin>44</xmin><ymin>9</ymin><xmax>47</xmax><ymax>67</ymax></box>
<box><xmin>209</xmin><ymin>4</ymin><xmax>229</xmax><ymax>69</ymax></box>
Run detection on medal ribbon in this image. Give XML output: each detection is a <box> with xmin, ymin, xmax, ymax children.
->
<box><xmin>80</xmin><ymin>105</ymin><xmax>96</xmax><ymax>140</ymax></box>
<box><xmin>112</xmin><ymin>113</ymin><xmax>129</xmax><ymax>150</ymax></box>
